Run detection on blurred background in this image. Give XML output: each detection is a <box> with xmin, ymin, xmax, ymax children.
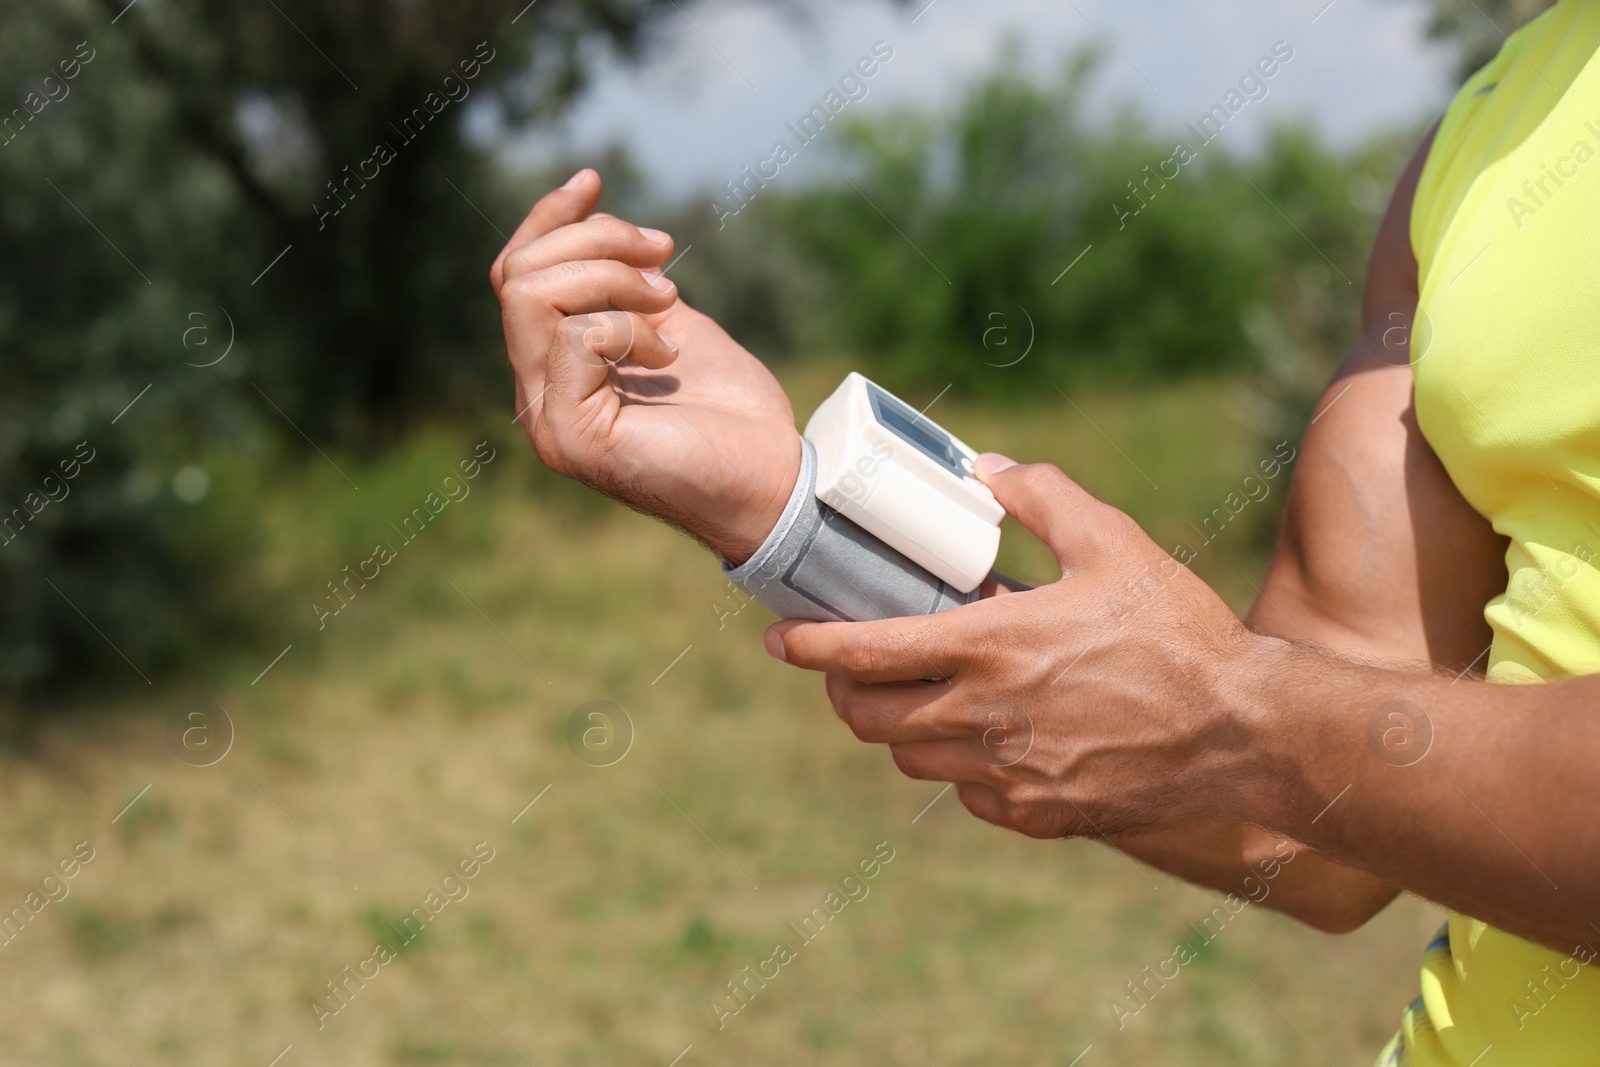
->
<box><xmin>0</xmin><ymin>0</ymin><xmax>1554</xmax><ymax>1064</ymax></box>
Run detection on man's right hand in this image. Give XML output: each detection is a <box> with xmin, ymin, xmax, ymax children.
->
<box><xmin>491</xmin><ymin>169</ymin><xmax>802</xmax><ymax>564</ymax></box>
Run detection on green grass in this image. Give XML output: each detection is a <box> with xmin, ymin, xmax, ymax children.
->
<box><xmin>0</xmin><ymin>369</ymin><xmax>1438</xmax><ymax>1066</ymax></box>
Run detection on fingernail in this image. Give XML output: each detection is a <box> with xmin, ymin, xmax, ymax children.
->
<box><xmin>561</xmin><ymin>168</ymin><xmax>589</xmax><ymax>191</ymax></box>
<box><xmin>661</xmin><ymin>333</ymin><xmax>679</xmax><ymax>353</ymax></box>
<box><xmin>645</xmin><ymin>271</ymin><xmax>676</xmax><ymax>293</ymax></box>
<box><xmin>975</xmin><ymin>452</ymin><xmax>1018</xmax><ymax>477</ymax></box>
<box><xmin>764</xmin><ymin>630</ymin><xmax>786</xmax><ymax>661</ymax></box>
<box><xmin>638</xmin><ymin>227</ymin><xmax>671</xmax><ymax>245</ymax></box>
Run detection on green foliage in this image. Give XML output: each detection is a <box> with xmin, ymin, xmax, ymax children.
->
<box><xmin>0</xmin><ymin>5</ymin><xmax>1446</xmax><ymax>696</ymax></box>
<box><xmin>746</xmin><ymin>49</ymin><xmax>1403</xmax><ymax>409</ymax></box>
<box><xmin>0</xmin><ymin>0</ymin><xmax>750</xmax><ymax>696</ymax></box>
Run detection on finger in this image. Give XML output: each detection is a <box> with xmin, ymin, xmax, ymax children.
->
<box><xmin>959</xmin><ymin>780</ymin><xmax>1068</xmax><ymax>840</ymax></box>
<box><xmin>500</xmin><ymin>215</ymin><xmax>674</xmax><ymax>282</ymax></box>
<box><xmin>887</xmin><ymin>740</ymin><xmax>985</xmax><ymax>783</ymax></box>
<box><xmin>955</xmin><ymin>781</ymin><xmax>1009</xmax><ymax>828</ymax></box>
<box><xmin>540</xmin><ymin>260</ymin><xmax>678</xmax><ymax>317</ymax></box>
<box><xmin>825</xmin><ymin>673</ymin><xmax>967</xmax><ymax>744</ymax></box>
<box><xmin>972</xmin><ymin>455</ymin><xmax>1123</xmax><ymax>571</ymax></box>
<box><xmin>500</xmin><ymin>266</ymin><xmax>676</xmax><ymax>431</ymax></box>
<box><xmin>539</xmin><ymin>309</ymin><xmax>679</xmax><ymax>429</ymax></box>
<box><xmin>571</xmin><ymin>311</ymin><xmax>679</xmax><ymax>371</ymax></box>
<box><xmin>499</xmin><ymin>261</ymin><xmax>676</xmax><ymax>388</ymax></box>
<box><xmin>767</xmin><ymin>614</ymin><xmax>963</xmax><ymax>683</ymax></box>
<box><xmin>500</xmin><ymin>259</ymin><xmax>677</xmax><ymax>353</ymax></box>
<box><xmin>490</xmin><ymin>168</ymin><xmax>602</xmax><ymax>293</ymax></box>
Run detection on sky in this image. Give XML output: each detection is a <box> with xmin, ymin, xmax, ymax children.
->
<box><xmin>499</xmin><ymin>0</ymin><xmax>1461</xmax><ymax>200</ymax></box>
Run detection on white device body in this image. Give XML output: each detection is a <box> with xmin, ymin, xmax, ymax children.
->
<box><xmin>803</xmin><ymin>372</ymin><xmax>1003</xmax><ymax>593</ymax></box>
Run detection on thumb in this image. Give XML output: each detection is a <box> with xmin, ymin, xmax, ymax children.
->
<box><xmin>543</xmin><ymin>312</ymin><xmax>636</xmax><ymax>417</ymax></box>
<box><xmin>973</xmin><ymin>453</ymin><xmax>1107</xmax><ymax>568</ymax></box>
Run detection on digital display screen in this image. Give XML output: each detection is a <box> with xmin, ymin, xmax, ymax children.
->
<box><xmin>867</xmin><ymin>382</ymin><xmax>969</xmax><ymax>479</ymax></box>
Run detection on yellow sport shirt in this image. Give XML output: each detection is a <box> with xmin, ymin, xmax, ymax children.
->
<box><xmin>1393</xmin><ymin>0</ymin><xmax>1600</xmax><ymax>1063</ymax></box>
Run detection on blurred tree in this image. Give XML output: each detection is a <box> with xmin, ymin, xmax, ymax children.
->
<box><xmin>78</xmin><ymin>0</ymin><xmax>790</xmax><ymax>444</ymax></box>
<box><xmin>0</xmin><ymin>0</ymin><xmax>787</xmax><ymax>696</ymax></box>
<box><xmin>757</xmin><ymin>47</ymin><xmax>1401</xmax><ymax>411</ymax></box>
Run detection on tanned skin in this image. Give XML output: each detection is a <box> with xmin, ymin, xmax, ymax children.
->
<box><xmin>1097</xmin><ymin>125</ymin><xmax>1511</xmax><ymax>933</ymax></box>
<box><xmin>494</xmin><ymin>130</ymin><xmax>1596</xmax><ymax>957</ymax></box>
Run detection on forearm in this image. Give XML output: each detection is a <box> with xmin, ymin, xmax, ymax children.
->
<box><xmin>985</xmin><ymin>577</ymin><xmax>1399</xmax><ymax>929</ymax></box>
<box><xmin>1110</xmin><ymin>821</ymin><xmax>1398</xmax><ymax>932</ymax></box>
<box><xmin>1224</xmin><ymin>634</ymin><xmax>1600</xmax><ymax>954</ymax></box>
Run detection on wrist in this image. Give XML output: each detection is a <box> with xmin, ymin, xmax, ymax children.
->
<box><xmin>1208</xmin><ymin>629</ymin><xmax>1307</xmax><ymax>831</ymax></box>
<box><xmin>713</xmin><ymin>431</ymin><xmax>804</xmax><ymax>566</ymax></box>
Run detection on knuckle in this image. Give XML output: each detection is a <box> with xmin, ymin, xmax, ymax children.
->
<box><xmin>845</xmin><ymin>704</ymin><xmax>881</xmax><ymax>743</ymax></box>
<box><xmin>824</xmin><ymin>672</ymin><xmax>853</xmax><ymax>711</ymax></box>
<box><xmin>889</xmin><ymin>745</ymin><xmax>924</xmax><ymax>779</ymax></box>
<box><xmin>997</xmin><ymin>797</ymin><xmax>1035</xmax><ymax>835</ymax></box>
<box><xmin>1083</xmin><ymin>508</ymin><xmax>1128</xmax><ymax>554</ymax></box>
<box><xmin>599</xmin><ymin>215</ymin><xmax>637</xmax><ymax>242</ymax></box>
<box><xmin>834</xmin><ymin>690</ymin><xmax>865</xmax><ymax>733</ymax></box>
<box><xmin>528</xmin><ymin>419</ymin><xmax>571</xmax><ymax>474</ymax></box>
<box><xmin>882</xmin><ymin>628</ymin><xmax>917</xmax><ymax>666</ymax></box>
<box><xmin>1018</xmin><ymin>462</ymin><xmax>1068</xmax><ymax>499</ymax></box>
<box><xmin>1102</xmin><ymin>504</ymin><xmax>1141</xmax><ymax>539</ymax></box>
<box><xmin>499</xmin><ymin>272</ymin><xmax>546</xmax><ymax>308</ymax></box>
<box><xmin>1003</xmin><ymin>789</ymin><xmax>1055</xmax><ymax>838</ymax></box>
<box><xmin>503</xmin><ymin>244</ymin><xmax>544</xmax><ymax>281</ymax></box>
<box><xmin>840</xmin><ymin>636</ymin><xmax>880</xmax><ymax>677</ymax></box>
<box><xmin>529</xmin><ymin>405</ymin><xmax>612</xmax><ymax>480</ymax></box>
<box><xmin>958</xmin><ymin>784</ymin><xmax>1001</xmax><ymax>824</ymax></box>
<box><xmin>1016</xmin><ymin>815</ymin><xmax>1058</xmax><ymax>840</ymax></box>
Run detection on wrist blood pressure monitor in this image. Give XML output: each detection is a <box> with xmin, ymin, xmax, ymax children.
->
<box><xmin>803</xmin><ymin>372</ymin><xmax>1002</xmax><ymax>593</ymax></box>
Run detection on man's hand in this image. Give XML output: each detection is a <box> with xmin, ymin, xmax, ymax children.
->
<box><xmin>767</xmin><ymin>450</ymin><xmax>1599</xmax><ymax>952</ymax></box>
<box><xmin>492</xmin><ymin>169</ymin><xmax>801</xmax><ymax>564</ymax></box>
<box><xmin>766</xmin><ymin>454</ymin><xmax>1262</xmax><ymax>841</ymax></box>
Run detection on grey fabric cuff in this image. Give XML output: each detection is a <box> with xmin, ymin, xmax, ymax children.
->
<box><xmin>723</xmin><ymin>437</ymin><xmax>980</xmax><ymax>622</ymax></box>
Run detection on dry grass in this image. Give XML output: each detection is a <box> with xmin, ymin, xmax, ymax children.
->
<box><xmin>0</xmin><ymin>370</ymin><xmax>1441</xmax><ymax>1066</ymax></box>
